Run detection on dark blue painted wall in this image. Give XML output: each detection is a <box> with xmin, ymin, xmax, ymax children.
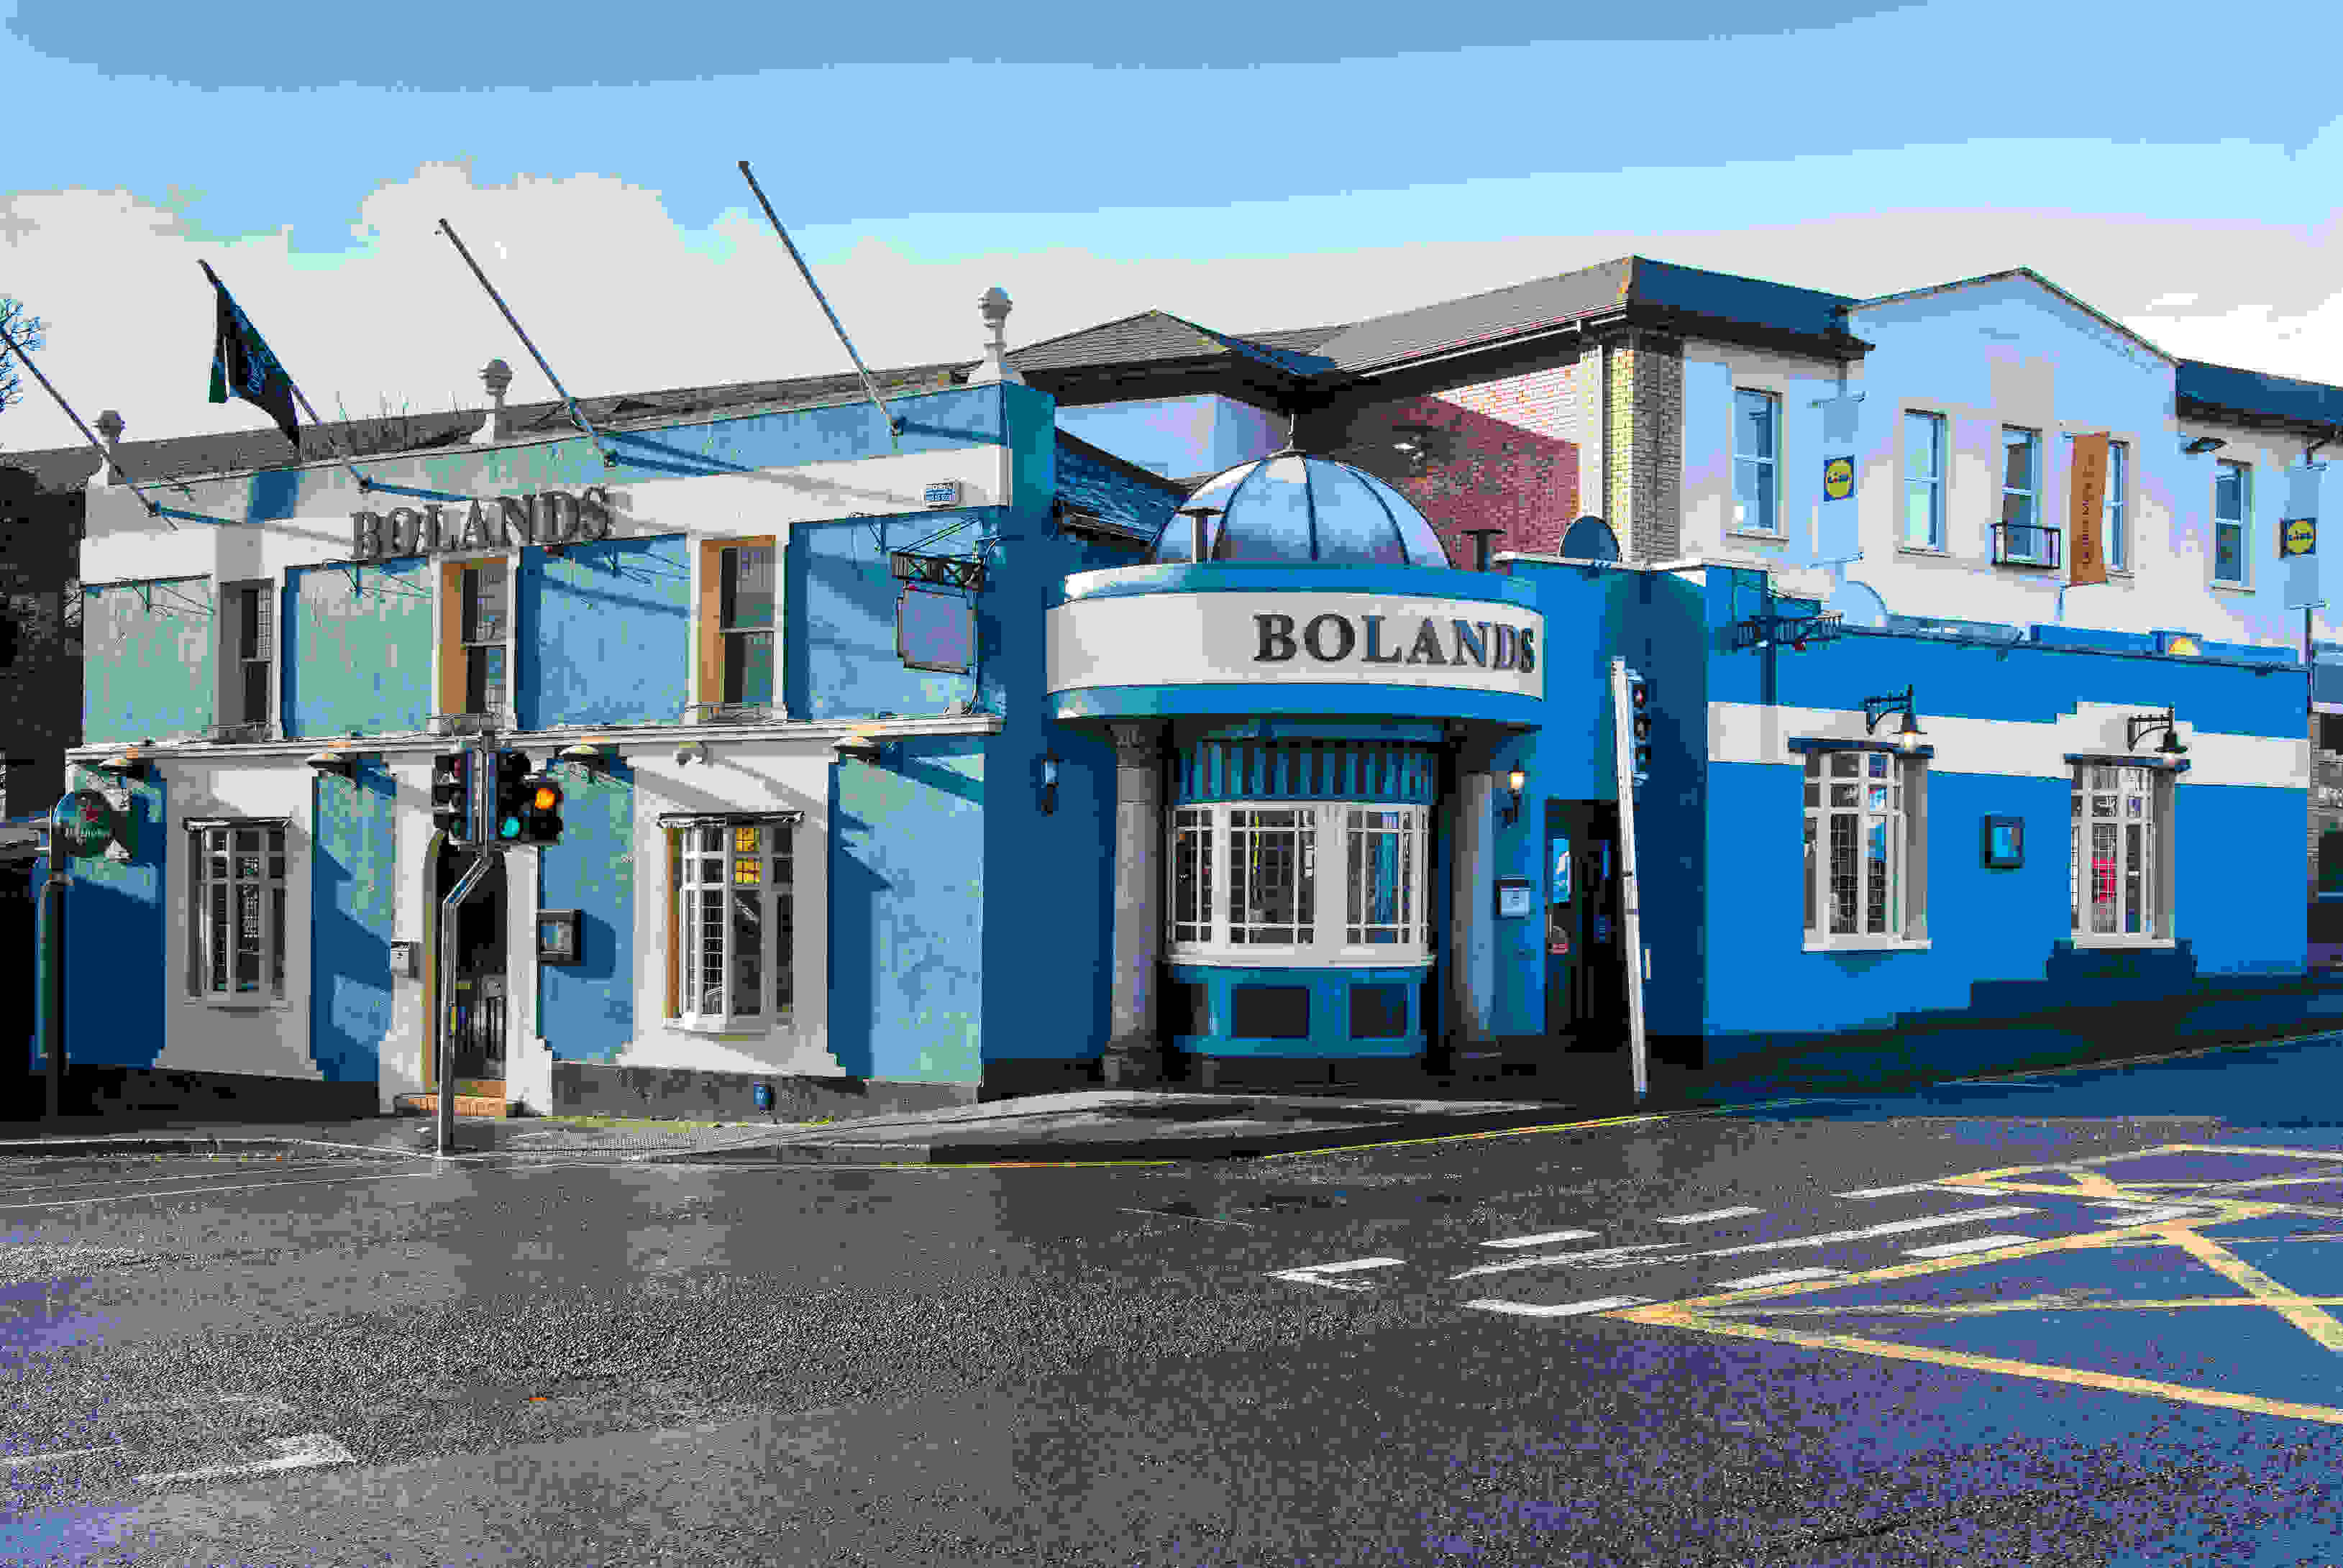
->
<box><xmin>59</xmin><ymin>766</ymin><xmax>165</xmax><ymax>1069</ymax></box>
<box><xmin>519</xmin><ymin>537</ymin><xmax>693</xmax><ymax>730</ymax></box>
<box><xmin>535</xmin><ymin>759</ymin><xmax>635</xmax><ymax>1063</ymax></box>
<box><xmin>309</xmin><ymin>760</ymin><xmax>395</xmax><ymax>1083</ymax></box>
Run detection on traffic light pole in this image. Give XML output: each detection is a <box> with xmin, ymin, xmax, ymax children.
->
<box><xmin>1609</xmin><ymin>657</ymin><xmax>1649</xmax><ymax>1103</ymax></box>
<box><xmin>434</xmin><ymin>730</ymin><xmax>499</xmax><ymax>1157</ymax></box>
<box><xmin>42</xmin><ymin>798</ymin><xmax>67</xmax><ymax>1122</ymax></box>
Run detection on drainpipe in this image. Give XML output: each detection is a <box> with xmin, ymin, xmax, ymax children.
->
<box><xmin>1461</xmin><ymin>528</ymin><xmax>1503</xmax><ymax>572</ymax></box>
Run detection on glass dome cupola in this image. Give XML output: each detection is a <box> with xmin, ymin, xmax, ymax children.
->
<box><xmin>1153</xmin><ymin>446</ymin><xmax>1452</xmax><ymax>567</ymax></box>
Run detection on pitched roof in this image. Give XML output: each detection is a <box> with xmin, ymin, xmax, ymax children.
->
<box><xmin>2176</xmin><ymin>358</ymin><xmax>2343</xmax><ymax>432</ymax></box>
<box><xmin>1005</xmin><ymin>309</ymin><xmax>1333</xmax><ymax>377</ymax></box>
<box><xmin>1854</xmin><ymin>267</ymin><xmax>2173</xmax><ymax>365</ymax></box>
<box><xmin>0</xmin><ymin>359</ymin><xmax>974</xmax><ymax>492</ymax></box>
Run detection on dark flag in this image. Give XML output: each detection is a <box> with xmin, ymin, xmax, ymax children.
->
<box><xmin>202</xmin><ymin>261</ymin><xmax>301</xmax><ymax>451</ymax></box>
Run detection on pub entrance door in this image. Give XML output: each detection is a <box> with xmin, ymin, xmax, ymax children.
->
<box><xmin>431</xmin><ymin>840</ymin><xmax>508</xmax><ymax>1095</ymax></box>
<box><xmin>1542</xmin><ymin>799</ymin><xmax>1626</xmax><ymax>1053</ymax></box>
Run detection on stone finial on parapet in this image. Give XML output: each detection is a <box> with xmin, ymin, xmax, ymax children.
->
<box><xmin>966</xmin><ymin>287</ymin><xmax>1025</xmax><ymax>387</ymax></box>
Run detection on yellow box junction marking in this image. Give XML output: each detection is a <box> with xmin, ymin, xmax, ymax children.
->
<box><xmin>1594</xmin><ymin>1143</ymin><xmax>2343</xmax><ymax>1427</ymax></box>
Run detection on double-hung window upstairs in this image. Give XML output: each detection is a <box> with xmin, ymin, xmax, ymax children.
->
<box><xmin>2214</xmin><ymin>460</ymin><xmax>2251</xmax><ymax>585</ymax></box>
<box><xmin>215</xmin><ymin>580</ymin><xmax>273</xmax><ymax>739</ymax></box>
<box><xmin>694</xmin><ymin>538</ymin><xmax>778</xmax><ymax>722</ymax></box>
<box><xmin>1732</xmin><ymin>389</ymin><xmax>1782</xmax><ymax>537</ymax></box>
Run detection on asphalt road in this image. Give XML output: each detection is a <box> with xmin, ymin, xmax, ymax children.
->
<box><xmin>10</xmin><ymin>1037</ymin><xmax>2343</xmax><ymax>1565</ymax></box>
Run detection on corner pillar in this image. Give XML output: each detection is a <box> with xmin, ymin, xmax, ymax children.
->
<box><xmin>1102</xmin><ymin>721</ymin><xmax>1167</xmax><ymax>1086</ymax></box>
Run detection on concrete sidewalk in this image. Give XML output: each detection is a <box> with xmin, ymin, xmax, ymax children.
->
<box><xmin>0</xmin><ymin>1088</ymin><xmax>1634</xmax><ymax>1166</ymax></box>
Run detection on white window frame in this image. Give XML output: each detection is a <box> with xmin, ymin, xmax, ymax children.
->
<box><xmin>670</xmin><ymin>818</ymin><xmax>795</xmax><ymax>1031</ymax></box>
<box><xmin>2213</xmin><ymin>459</ymin><xmax>2251</xmax><ymax>587</ymax></box>
<box><xmin>1732</xmin><ymin>388</ymin><xmax>1783</xmax><ymax>538</ymax></box>
<box><xmin>1901</xmin><ymin>410</ymin><xmax>1946</xmax><ymax>551</ymax></box>
<box><xmin>716</xmin><ymin>543</ymin><xmax>778</xmax><ymax>708</ymax></box>
<box><xmin>457</xmin><ymin>559</ymin><xmax>511</xmax><ymax>717</ymax></box>
<box><xmin>1998</xmin><ymin>426</ymin><xmax>2050</xmax><ymax>564</ymax></box>
<box><xmin>188</xmin><ymin>821</ymin><xmax>289</xmax><ymax>1006</ymax></box>
<box><xmin>2070</xmin><ymin>764</ymin><xmax>2175</xmax><ymax>946</ymax></box>
<box><xmin>1802</xmin><ymin>750</ymin><xmax>1929</xmax><ymax>950</ymax></box>
<box><xmin>1169</xmin><ymin>801</ymin><xmax>1431</xmax><ymax>966</ymax></box>
<box><xmin>2106</xmin><ymin>439</ymin><xmax>2130</xmax><ymax>574</ymax></box>
<box><xmin>216</xmin><ymin>579</ymin><xmax>273</xmax><ymax>735</ymax></box>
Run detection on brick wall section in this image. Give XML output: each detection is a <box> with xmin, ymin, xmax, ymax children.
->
<box><xmin>1609</xmin><ymin>333</ymin><xmax>1684</xmax><ymax>564</ymax></box>
<box><xmin>1327</xmin><ymin>379</ymin><xmax>1579</xmax><ymax>564</ymax></box>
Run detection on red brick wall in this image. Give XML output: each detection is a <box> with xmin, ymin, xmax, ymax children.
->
<box><xmin>1328</xmin><ymin>369</ymin><xmax>1581</xmax><ymax>567</ymax></box>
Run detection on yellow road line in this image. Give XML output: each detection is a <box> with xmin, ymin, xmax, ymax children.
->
<box><xmin>1700</xmin><ymin>1294</ymin><xmax>2343</xmax><ymax>1320</ymax></box>
<box><xmin>2153</xmin><ymin>1143</ymin><xmax>2343</xmax><ymax>1163</ymax></box>
<box><xmin>1259</xmin><ymin>1111</ymin><xmax>1669</xmax><ymax>1160</ymax></box>
<box><xmin>1608</xmin><ymin>1303</ymin><xmax>2343</xmax><ymax>1428</ymax></box>
<box><xmin>2157</xmin><ymin>1224</ymin><xmax>2343</xmax><ymax>1353</ymax></box>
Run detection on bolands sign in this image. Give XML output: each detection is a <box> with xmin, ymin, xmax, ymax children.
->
<box><xmin>349</xmin><ymin>485</ymin><xmax>613</xmax><ymax>561</ymax></box>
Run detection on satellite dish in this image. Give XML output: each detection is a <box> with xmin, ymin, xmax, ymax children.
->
<box><xmin>1560</xmin><ymin>515</ymin><xmax>1620</xmax><ymax>563</ymax></box>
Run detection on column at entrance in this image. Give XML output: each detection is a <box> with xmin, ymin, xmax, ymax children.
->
<box><xmin>1447</xmin><ymin>769</ymin><xmax>1497</xmax><ymax>1072</ymax></box>
<box><xmin>1101</xmin><ymin>720</ymin><xmax>1166</xmax><ymax>1087</ymax></box>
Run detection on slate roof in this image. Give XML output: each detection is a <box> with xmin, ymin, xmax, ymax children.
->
<box><xmin>1855</xmin><ymin>267</ymin><xmax>2173</xmax><ymax>365</ymax></box>
<box><xmin>1053</xmin><ymin>430</ymin><xmax>1188</xmax><ymax>538</ymax></box>
<box><xmin>1004</xmin><ymin>309</ymin><xmax>1334</xmax><ymax>377</ymax></box>
<box><xmin>2176</xmin><ymin>358</ymin><xmax>2343</xmax><ymax>432</ymax></box>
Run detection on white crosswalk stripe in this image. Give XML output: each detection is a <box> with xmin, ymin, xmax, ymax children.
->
<box><xmin>1904</xmin><ymin>1233</ymin><xmax>2036</xmax><ymax>1258</ymax></box>
<box><xmin>1654</xmin><ymin>1206</ymin><xmax>1765</xmax><ymax>1224</ymax></box>
<box><xmin>1464</xmin><ymin>1296</ymin><xmax>1651</xmax><ymax>1318</ymax></box>
<box><xmin>1715</xmin><ymin>1267</ymin><xmax>1845</xmax><ymax>1290</ymax></box>
<box><xmin>1478</xmin><ymin>1228</ymin><xmax>1600</xmax><ymax>1250</ymax></box>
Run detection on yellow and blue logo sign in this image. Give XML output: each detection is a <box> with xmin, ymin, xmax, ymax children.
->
<box><xmin>1822</xmin><ymin>456</ymin><xmax>1855</xmax><ymax>502</ymax></box>
<box><xmin>2283</xmin><ymin>516</ymin><xmax>2317</xmax><ymax>558</ymax></box>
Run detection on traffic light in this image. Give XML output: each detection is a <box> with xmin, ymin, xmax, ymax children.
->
<box><xmin>491</xmin><ymin>749</ymin><xmax>534</xmax><ymax>843</ymax></box>
<box><xmin>518</xmin><ymin>771</ymin><xmax>565</xmax><ymax>845</ymax></box>
<box><xmin>1625</xmin><ymin>669</ymin><xmax>1653</xmax><ymax>787</ymax></box>
<box><xmin>430</xmin><ymin>750</ymin><xmax>473</xmax><ymax>844</ymax></box>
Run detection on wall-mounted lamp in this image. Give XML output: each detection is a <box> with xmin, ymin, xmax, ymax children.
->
<box><xmin>1501</xmin><ymin>764</ymin><xmax>1527</xmax><ymax>825</ymax></box>
<box><xmin>557</xmin><ymin>741</ymin><xmax>612</xmax><ymax>776</ymax></box>
<box><xmin>673</xmin><ymin>739</ymin><xmax>709</xmax><ymax>767</ymax></box>
<box><xmin>2126</xmin><ymin>709</ymin><xmax>2188</xmax><ymax>756</ymax></box>
<box><xmin>303</xmin><ymin>748</ymin><xmax>357</xmax><ymax>779</ymax></box>
<box><xmin>1038</xmin><ymin>750</ymin><xmax>1061</xmax><ymax>816</ymax></box>
<box><xmin>1862</xmin><ymin>686</ymin><xmax>1926</xmax><ymax>752</ymax></box>
<box><xmin>96</xmin><ymin>747</ymin><xmax>152</xmax><ymax>782</ymax></box>
<box><xmin>2183</xmin><ymin>436</ymin><xmax>2227</xmax><ymax>455</ymax></box>
<box><xmin>833</xmin><ymin>733</ymin><xmax>886</xmax><ymax>766</ymax></box>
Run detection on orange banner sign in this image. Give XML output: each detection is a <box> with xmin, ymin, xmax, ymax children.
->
<box><xmin>2069</xmin><ymin>433</ymin><xmax>2111</xmax><ymax>586</ymax></box>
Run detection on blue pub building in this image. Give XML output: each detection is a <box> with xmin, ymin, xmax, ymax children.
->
<box><xmin>22</xmin><ymin>257</ymin><xmax>2343</xmax><ymax>1120</ymax></box>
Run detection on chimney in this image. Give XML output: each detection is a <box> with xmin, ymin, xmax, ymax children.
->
<box><xmin>965</xmin><ymin>288</ymin><xmax>1024</xmax><ymax>387</ymax></box>
<box><xmin>93</xmin><ymin>409</ymin><xmax>125</xmax><ymax>485</ymax></box>
<box><xmin>474</xmin><ymin>359</ymin><xmax>513</xmax><ymax>444</ymax></box>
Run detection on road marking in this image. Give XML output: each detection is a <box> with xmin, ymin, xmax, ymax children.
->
<box><xmin>1266</xmin><ymin>1257</ymin><xmax>1405</xmax><ymax>1292</ymax></box>
<box><xmin>1689</xmin><ymin>1206</ymin><xmax>2037</xmax><ymax>1260</ymax></box>
<box><xmin>1717</xmin><ymin>1267</ymin><xmax>1846</xmax><ymax>1290</ymax></box>
<box><xmin>1654</xmin><ymin>1207</ymin><xmax>1765</xmax><ymax>1224</ymax></box>
<box><xmin>1261</xmin><ymin>1111</ymin><xmax>1671</xmax><ymax>1160</ymax></box>
<box><xmin>1479</xmin><ymin>1229</ymin><xmax>1600</xmax><ymax>1249</ymax></box>
<box><xmin>0</xmin><ymin>1169</ymin><xmax>447</xmax><ymax>1212</ymax></box>
<box><xmin>1120</xmin><ymin>1206</ymin><xmax>1258</xmax><ymax>1229</ymax></box>
<box><xmin>1835</xmin><ymin>1183</ymin><xmax>1990</xmax><ymax>1198</ymax></box>
<box><xmin>136</xmin><ymin>1432</ymin><xmax>355</xmax><ymax>1486</ymax></box>
<box><xmin>1465</xmin><ymin>1296</ymin><xmax>1651</xmax><ymax>1318</ymax></box>
<box><xmin>0</xmin><ymin>1159</ymin><xmax>397</xmax><ymax>1195</ymax></box>
<box><xmin>2086</xmin><ymin>1203</ymin><xmax>2206</xmax><ymax>1225</ymax></box>
<box><xmin>1451</xmin><ymin>1242</ymin><xmax>1683</xmax><ymax>1280</ymax></box>
<box><xmin>1904</xmin><ymin>1234</ymin><xmax>2037</xmax><ymax>1258</ymax></box>
<box><xmin>1705</xmin><ymin>1294</ymin><xmax>2343</xmax><ymax>1321</ymax></box>
<box><xmin>1</xmin><ymin>1444</ymin><xmax>119</xmax><ymax>1470</ymax></box>
<box><xmin>2160</xmin><ymin>1224</ymin><xmax>2343</xmax><ymax>1354</ymax></box>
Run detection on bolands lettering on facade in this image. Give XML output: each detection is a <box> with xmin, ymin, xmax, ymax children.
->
<box><xmin>349</xmin><ymin>485</ymin><xmax>614</xmax><ymax>562</ymax></box>
<box><xmin>1253</xmin><ymin>611</ymin><xmax>1538</xmax><ymax>673</ymax></box>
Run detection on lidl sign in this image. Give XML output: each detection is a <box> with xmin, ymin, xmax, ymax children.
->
<box><xmin>2283</xmin><ymin>517</ymin><xmax>2317</xmax><ymax>558</ymax></box>
<box><xmin>1822</xmin><ymin>457</ymin><xmax>1855</xmax><ymax>502</ymax></box>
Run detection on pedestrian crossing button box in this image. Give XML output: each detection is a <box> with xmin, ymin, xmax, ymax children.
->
<box><xmin>537</xmin><ymin>909</ymin><xmax>581</xmax><ymax>965</ymax></box>
<box><xmin>1495</xmin><ymin>876</ymin><xmax>1535</xmax><ymax>919</ymax></box>
<box><xmin>388</xmin><ymin>940</ymin><xmax>419</xmax><ymax>979</ymax></box>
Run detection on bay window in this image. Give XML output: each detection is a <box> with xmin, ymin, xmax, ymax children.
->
<box><xmin>188</xmin><ymin>822</ymin><xmax>288</xmax><ymax>1003</ymax></box>
<box><xmin>2071</xmin><ymin>764</ymin><xmax>2173</xmax><ymax>943</ymax></box>
<box><xmin>666</xmin><ymin>815</ymin><xmax>797</xmax><ymax>1028</ymax></box>
<box><xmin>1170</xmin><ymin>802</ymin><xmax>1430</xmax><ymax>961</ymax></box>
<box><xmin>1803</xmin><ymin>749</ymin><xmax>1928</xmax><ymax>948</ymax></box>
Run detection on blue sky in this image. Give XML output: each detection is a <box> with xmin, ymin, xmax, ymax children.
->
<box><xmin>1</xmin><ymin>0</ymin><xmax>2337</xmax><ymax>452</ymax></box>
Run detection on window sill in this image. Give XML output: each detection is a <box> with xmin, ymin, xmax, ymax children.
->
<box><xmin>1896</xmin><ymin>544</ymin><xmax>1950</xmax><ymax>557</ymax></box>
<box><xmin>1167</xmin><ymin>951</ymin><xmax>1435</xmax><ymax>970</ymax></box>
<box><xmin>1803</xmin><ymin>938</ymin><xmax>1932</xmax><ymax>953</ymax></box>
<box><xmin>1727</xmin><ymin>530</ymin><xmax>1790</xmax><ymax>545</ymax></box>
<box><xmin>2070</xmin><ymin>937</ymin><xmax>2177</xmax><ymax>950</ymax></box>
<box><xmin>667</xmin><ymin>1017</ymin><xmax>793</xmax><ymax>1037</ymax></box>
<box><xmin>2208</xmin><ymin>579</ymin><xmax>2254</xmax><ymax>595</ymax></box>
<box><xmin>190</xmin><ymin>995</ymin><xmax>292</xmax><ymax>1012</ymax></box>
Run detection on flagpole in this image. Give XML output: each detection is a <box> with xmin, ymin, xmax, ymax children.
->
<box><xmin>0</xmin><ymin>318</ymin><xmax>177</xmax><ymax>528</ymax></box>
<box><xmin>196</xmin><ymin>260</ymin><xmax>377</xmax><ymax>494</ymax></box>
<box><xmin>433</xmin><ymin>219</ymin><xmax>616</xmax><ymax>467</ymax></box>
<box><xmin>736</xmin><ymin>160</ymin><xmax>901</xmax><ymax>452</ymax></box>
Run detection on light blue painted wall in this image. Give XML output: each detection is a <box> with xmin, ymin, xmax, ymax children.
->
<box><xmin>535</xmin><ymin>759</ymin><xmax>635</xmax><ymax>1063</ymax></box>
<box><xmin>1055</xmin><ymin>394</ymin><xmax>1283</xmax><ymax>480</ymax></box>
<box><xmin>517</xmin><ymin>536</ymin><xmax>692</xmax><ymax>730</ymax></box>
<box><xmin>284</xmin><ymin>559</ymin><xmax>434</xmax><ymax>738</ymax></box>
<box><xmin>309</xmin><ymin>760</ymin><xmax>396</xmax><ymax>1083</ymax></box>
<box><xmin>82</xmin><ymin>579</ymin><xmax>214</xmax><ymax>745</ymax></box>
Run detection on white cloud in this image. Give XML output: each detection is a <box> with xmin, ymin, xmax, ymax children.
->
<box><xmin>4</xmin><ymin>164</ymin><xmax>2339</xmax><ymax>459</ymax></box>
